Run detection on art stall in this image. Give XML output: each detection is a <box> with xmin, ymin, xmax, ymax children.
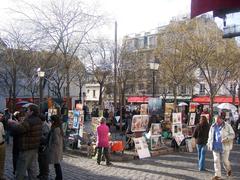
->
<box><xmin>67</xmin><ymin>104</ymin><xmax>84</xmax><ymax>149</ymax></box>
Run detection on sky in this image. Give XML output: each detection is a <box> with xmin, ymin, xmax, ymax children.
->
<box><xmin>0</xmin><ymin>0</ymin><xmax>239</xmax><ymax>40</ymax></box>
<box><xmin>0</xmin><ymin>0</ymin><xmax>191</xmax><ymax>39</ymax></box>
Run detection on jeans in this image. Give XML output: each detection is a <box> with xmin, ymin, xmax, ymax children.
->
<box><xmin>213</xmin><ymin>150</ymin><xmax>231</xmax><ymax>177</ymax></box>
<box><xmin>196</xmin><ymin>144</ymin><xmax>206</xmax><ymax>171</ymax></box>
<box><xmin>97</xmin><ymin>147</ymin><xmax>110</xmax><ymax>164</ymax></box>
<box><xmin>54</xmin><ymin>163</ymin><xmax>62</xmax><ymax>180</ymax></box>
<box><xmin>16</xmin><ymin>149</ymin><xmax>38</xmax><ymax>180</ymax></box>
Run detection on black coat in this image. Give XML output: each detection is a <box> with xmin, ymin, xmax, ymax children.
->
<box><xmin>193</xmin><ymin>124</ymin><xmax>210</xmax><ymax>145</ymax></box>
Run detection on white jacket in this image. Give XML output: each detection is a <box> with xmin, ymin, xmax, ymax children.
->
<box><xmin>207</xmin><ymin>122</ymin><xmax>235</xmax><ymax>152</ymax></box>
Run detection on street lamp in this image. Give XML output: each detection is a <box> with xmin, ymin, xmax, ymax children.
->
<box><xmin>149</xmin><ymin>57</ymin><xmax>160</xmax><ymax>97</ymax></box>
<box><xmin>37</xmin><ymin>68</ymin><xmax>45</xmax><ymax>113</ymax></box>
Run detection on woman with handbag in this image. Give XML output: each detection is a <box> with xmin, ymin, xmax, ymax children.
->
<box><xmin>193</xmin><ymin>116</ymin><xmax>210</xmax><ymax>171</ymax></box>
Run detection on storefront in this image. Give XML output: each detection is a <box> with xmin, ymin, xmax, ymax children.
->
<box><xmin>192</xmin><ymin>96</ymin><xmax>239</xmax><ymax>105</ymax></box>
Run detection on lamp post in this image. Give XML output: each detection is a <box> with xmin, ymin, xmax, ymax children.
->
<box><xmin>149</xmin><ymin>58</ymin><xmax>160</xmax><ymax>97</ymax></box>
<box><xmin>38</xmin><ymin>69</ymin><xmax>45</xmax><ymax>113</ymax></box>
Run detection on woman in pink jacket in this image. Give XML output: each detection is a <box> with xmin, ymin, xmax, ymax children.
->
<box><xmin>96</xmin><ymin>117</ymin><xmax>112</xmax><ymax>166</ymax></box>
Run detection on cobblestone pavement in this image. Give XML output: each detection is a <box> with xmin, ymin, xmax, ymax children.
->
<box><xmin>3</xmin><ymin>143</ymin><xmax>240</xmax><ymax>180</ymax></box>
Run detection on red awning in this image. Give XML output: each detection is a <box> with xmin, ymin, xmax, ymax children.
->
<box><xmin>127</xmin><ymin>96</ymin><xmax>149</xmax><ymax>103</ymax></box>
<box><xmin>192</xmin><ymin>96</ymin><xmax>239</xmax><ymax>105</ymax></box>
<box><xmin>191</xmin><ymin>0</ymin><xmax>240</xmax><ymax>18</ymax></box>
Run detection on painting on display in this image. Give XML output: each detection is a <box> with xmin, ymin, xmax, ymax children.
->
<box><xmin>48</xmin><ymin>108</ymin><xmax>58</xmax><ymax>121</ymax></box>
<box><xmin>150</xmin><ymin>123</ymin><xmax>162</xmax><ymax>136</ymax></box>
<box><xmin>131</xmin><ymin>115</ymin><xmax>149</xmax><ymax>132</ymax></box>
<box><xmin>189</xmin><ymin>102</ymin><xmax>198</xmax><ymax>113</ymax></box>
<box><xmin>172</xmin><ymin>123</ymin><xmax>182</xmax><ymax>137</ymax></box>
<box><xmin>68</xmin><ymin>110</ymin><xmax>74</xmax><ymax>129</ymax></box>
<box><xmin>148</xmin><ymin>98</ymin><xmax>162</xmax><ymax>116</ymax></box>
<box><xmin>189</xmin><ymin>113</ymin><xmax>196</xmax><ymax>126</ymax></box>
<box><xmin>172</xmin><ymin>113</ymin><xmax>182</xmax><ymax>124</ymax></box>
<box><xmin>72</xmin><ymin>110</ymin><xmax>80</xmax><ymax>129</ymax></box>
<box><xmin>165</xmin><ymin>103</ymin><xmax>174</xmax><ymax>114</ymax></box>
<box><xmin>150</xmin><ymin>136</ymin><xmax>162</xmax><ymax>150</ymax></box>
<box><xmin>140</xmin><ymin>104</ymin><xmax>148</xmax><ymax>115</ymax></box>
<box><xmin>133</xmin><ymin>137</ymin><xmax>151</xmax><ymax>159</ymax></box>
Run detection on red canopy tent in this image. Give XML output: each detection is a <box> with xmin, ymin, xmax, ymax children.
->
<box><xmin>192</xmin><ymin>96</ymin><xmax>239</xmax><ymax>105</ymax></box>
<box><xmin>191</xmin><ymin>0</ymin><xmax>240</xmax><ymax>18</ymax></box>
<box><xmin>127</xmin><ymin>96</ymin><xmax>149</xmax><ymax>103</ymax></box>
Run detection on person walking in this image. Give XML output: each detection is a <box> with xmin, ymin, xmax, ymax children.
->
<box><xmin>207</xmin><ymin>112</ymin><xmax>235</xmax><ymax>180</ymax></box>
<box><xmin>11</xmin><ymin>111</ymin><xmax>21</xmax><ymax>175</ymax></box>
<box><xmin>8</xmin><ymin>104</ymin><xmax>43</xmax><ymax>180</ymax></box>
<box><xmin>48</xmin><ymin>115</ymin><xmax>63</xmax><ymax>180</ymax></box>
<box><xmin>0</xmin><ymin>113</ymin><xmax>6</xmax><ymax>180</ymax></box>
<box><xmin>38</xmin><ymin>114</ymin><xmax>51</xmax><ymax>180</ymax></box>
<box><xmin>96</xmin><ymin>117</ymin><xmax>112</xmax><ymax>166</ymax></box>
<box><xmin>193</xmin><ymin>116</ymin><xmax>210</xmax><ymax>171</ymax></box>
<box><xmin>2</xmin><ymin>108</ymin><xmax>11</xmax><ymax>144</ymax></box>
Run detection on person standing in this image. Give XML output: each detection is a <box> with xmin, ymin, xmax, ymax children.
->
<box><xmin>48</xmin><ymin>115</ymin><xmax>63</xmax><ymax>180</ymax></box>
<box><xmin>96</xmin><ymin>117</ymin><xmax>112</xmax><ymax>166</ymax></box>
<box><xmin>0</xmin><ymin>113</ymin><xmax>5</xmax><ymax>180</ymax></box>
<box><xmin>11</xmin><ymin>111</ymin><xmax>21</xmax><ymax>175</ymax></box>
<box><xmin>9</xmin><ymin>105</ymin><xmax>43</xmax><ymax>180</ymax></box>
<box><xmin>2</xmin><ymin>108</ymin><xmax>11</xmax><ymax>144</ymax></box>
<box><xmin>207</xmin><ymin>113</ymin><xmax>235</xmax><ymax>180</ymax></box>
<box><xmin>38</xmin><ymin>114</ymin><xmax>51</xmax><ymax>180</ymax></box>
<box><xmin>193</xmin><ymin>116</ymin><xmax>210</xmax><ymax>171</ymax></box>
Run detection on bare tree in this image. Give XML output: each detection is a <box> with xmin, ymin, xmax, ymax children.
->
<box><xmin>86</xmin><ymin>38</ymin><xmax>113</xmax><ymax>108</ymax></box>
<box><xmin>12</xmin><ymin>0</ymin><xmax>106</xmax><ymax>109</ymax></box>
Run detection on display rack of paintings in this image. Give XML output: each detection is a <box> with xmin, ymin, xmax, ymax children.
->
<box><xmin>131</xmin><ymin>115</ymin><xmax>149</xmax><ymax>132</ymax></box>
<box><xmin>189</xmin><ymin>102</ymin><xmax>198</xmax><ymax>113</ymax></box>
<box><xmin>133</xmin><ymin>136</ymin><xmax>151</xmax><ymax>159</ymax></box>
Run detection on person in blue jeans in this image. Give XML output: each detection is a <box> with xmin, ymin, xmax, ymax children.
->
<box><xmin>193</xmin><ymin>115</ymin><xmax>210</xmax><ymax>171</ymax></box>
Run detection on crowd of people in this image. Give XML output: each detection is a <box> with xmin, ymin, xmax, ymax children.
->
<box><xmin>0</xmin><ymin>102</ymin><xmax>239</xmax><ymax>180</ymax></box>
<box><xmin>0</xmin><ymin>105</ymin><xmax>64</xmax><ymax>180</ymax></box>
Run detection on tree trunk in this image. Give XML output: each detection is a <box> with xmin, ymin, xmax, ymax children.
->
<box><xmin>99</xmin><ymin>84</ymin><xmax>103</xmax><ymax>108</ymax></box>
<box><xmin>66</xmin><ymin>66</ymin><xmax>70</xmax><ymax>110</ymax></box>
<box><xmin>173</xmin><ymin>86</ymin><xmax>177</xmax><ymax>112</ymax></box>
<box><xmin>210</xmin><ymin>95</ymin><xmax>214</xmax><ymax>123</ymax></box>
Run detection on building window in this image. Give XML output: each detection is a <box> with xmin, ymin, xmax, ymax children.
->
<box><xmin>93</xmin><ymin>90</ymin><xmax>96</xmax><ymax>98</ymax></box>
<box><xmin>137</xmin><ymin>37</ymin><xmax>145</xmax><ymax>49</ymax></box>
<box><xmin>180</xmin><ymin>85</ymin><xmax>186</xmax><ymax>95</ymax></box>
<box><xmin>230</xmin><ymin>83</ymin><xmax>235</xmax><ymax>94</ymax></box>
<box><xmin>87</xmin><ymin>89</ymin><xmax>90</xmax><ymax>93</ymax></box>
<box><xmin>148</xmin><ymin>35</ymin><xmax>157</xmax><ymax>48</ymax></box>
<box><xmin>199</xmin><ymin>84</ymin><xmax>205</xmax><ymax>95</ymax></box>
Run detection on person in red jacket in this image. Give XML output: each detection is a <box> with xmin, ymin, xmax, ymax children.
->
<box><xmin>96</xmin><ymin>117</ymin><xmax>112</xmax><ymax>166</ymax></box>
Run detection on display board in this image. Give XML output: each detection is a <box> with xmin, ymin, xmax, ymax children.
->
<box><xmin>133</xmin><ymin>136</ymin><xmax>151</xmax><ymax>159</ymax></box>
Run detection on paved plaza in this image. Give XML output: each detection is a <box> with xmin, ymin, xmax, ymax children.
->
<box><xmin>3</xmin><ymin>143</ymin><xmax>240</xmax><ymax>180</ymax></box>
